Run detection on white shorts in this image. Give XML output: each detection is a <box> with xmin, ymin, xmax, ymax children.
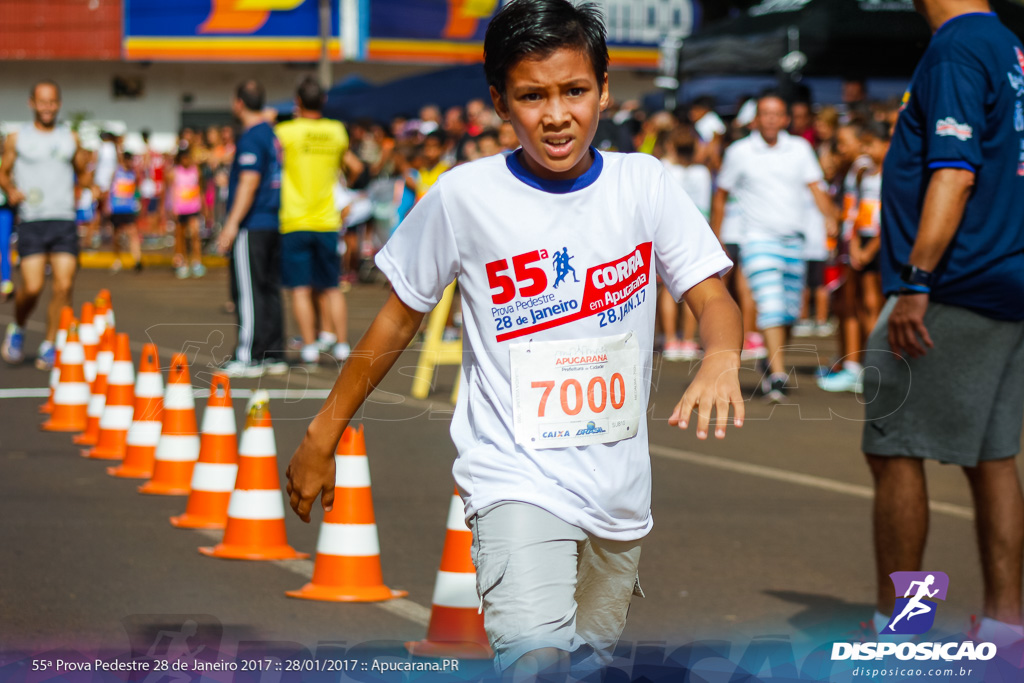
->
<box><xmin>469</xmin><ymin>501</ymin><xmax>643</xmax><ymax>672</ymax></box>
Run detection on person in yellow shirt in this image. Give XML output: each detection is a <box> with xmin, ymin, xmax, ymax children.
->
<box><xmin>414</xmin><ymin>130</ymin><xmax>450</xmax><ymax>201</ymax></box>
<box><xmin>275</xmin><ymin>77</ymin><xmax>363</xmax><ymax>366</ymax></box>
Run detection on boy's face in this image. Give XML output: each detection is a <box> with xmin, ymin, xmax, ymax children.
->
<box><xmin>423</xmin><ymin>138</ymin><xmax>443</xmax><ymax>166</ymax></box>
<box><xmin>491</xmin><ymin>47</ymin><xmax>609</xmax><ymax>181</ymax></box>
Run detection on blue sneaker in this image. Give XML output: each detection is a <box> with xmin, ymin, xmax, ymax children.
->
<box><xmin>817</xmin><ymin>367</ymin><xmax>863</xmax><ymax>393</ymax></box>
<box><xmin>1</xmin><ymin>323</ymin><xmax>24</xmax><ymax>364</ymax></box>
<box><xmin>35</xmin><ymin>341</ymin><xmax>55</xmax><ymax>371</ymax></box>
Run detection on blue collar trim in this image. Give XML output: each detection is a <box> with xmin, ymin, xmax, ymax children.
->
<box><xmin>505</xmin><ymin>147</ymin><xmax>603</xmax><ymax>194</ymax></box>
<box><xmin>936</xmin><ymin>11</ymin><xmax>996</xmax><ymax>34</ymax></box>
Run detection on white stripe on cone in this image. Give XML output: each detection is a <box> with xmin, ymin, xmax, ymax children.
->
<box><xmin>108</xmin><ymin>361</ymin><xmax>134</xmax><ymax>385</ymax></box>
<box><xmin>446</xmin><ymin>494</ymin><xmax>470</xmax><ymax>531</ymax></box>
<box><xmin>316</xmin><ymin>523</ymin><xmax>381</xmax><ymax>556</ymax></box>
<box><xmin>61</xmin><ymin>343</ymin><xmax>85</xmax><ymax>364</ymax></box>
<box><xmin>335</xmin><ymin>455</ymin><xmax>371</xmax><ymax>488</ymax></box>
<box><xmin>190</xmin><ymin>462</ymin><xmax>238</xmax><ymax>492</ymax></box>
<box><xmin>432</xmin><ymin>571</ymin><xmax>480</xmax><ymax>609</ymax></box>
<box><xmin>87</xmin><ymin>394</ymin><xmax>105</xmax><ymax>418</ymax></box>
<box><xmin>54</xmin><ymin>383</ymin><xmax>90</xmax><ymax>404</ymax></box>
<box><xmin>135</xmin><ymin>374</ymin><xmax>163</xmax><ymax>398</ymax></box>
<box><xmin>99</xmin><ymin>405</ymin><xmax>134</xmax><ymax>428</ymax></box>
<box><xmin>96</xmin><ymin>351</ymin><xmax>114</xmax><ymax>377</ymax></box>
<box><xmin>227</xmin><ymin>489</ymin><xmax>285</xmax><ymax>520</ymax></box>
<box><xmin>84</xmin><ymin>361</ymin><xmax>97</xmax><ymax>385</ymax></box>
<box><xmin>126</xmin><ymin>420</ymin><xmax>162</xmax><ymax>446</ymax></box>
<box><xmin>154</xmin><ymin>435</ymin><xmax>200</xmax><ymax>462</ymax></box>
<box><xmin>238</xmin><ymin>426</ymin><xmax>276</xmax><ymax>458</ymax></box>
<box><xmin>200</xmin><ymin>406</ymin><xmax>236</xmax><ymax>435</ymax></box>
<box><xmin>164</xmin><ymin>384</ymin><xmax>196</xmax><ymax>410</ymax></box>
<box><xmin>48</xmin><ymin>366</ymin><xmax>60</xmax><ymax>391</ymax></box>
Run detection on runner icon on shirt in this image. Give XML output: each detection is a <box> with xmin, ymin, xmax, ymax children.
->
<box><xmin>552</xmin><ymin>247</ymin><xmax>579</xmax><ymax>288</ymax></box>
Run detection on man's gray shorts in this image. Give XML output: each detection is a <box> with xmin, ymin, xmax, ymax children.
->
<box><xmin>861</xmin><ymin>297</ymin><xmax>1024</xmax><ymax>466</ymax></box>
<box><xmin>469</xmin><ymin>502</ymin><xmax>643</xmax><ymax>671</ymax></box>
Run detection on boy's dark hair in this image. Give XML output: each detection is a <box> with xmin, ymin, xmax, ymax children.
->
<box><xmin>691</xmin><ymin>95</ymin><xmax>715</xmax><ymax>111</ymax></box>
<box><xmin>296</xmin><ymin>76</ymin><xmax>325</xmax><ymax>112</ymax></box>
<box><xmin>861</xmin><ymin>119</ymin><xmax>891</xmax><ymax>143</ymax></box>
<box><xmin>424</xmin><ymin>130</ymin><xmax>447</xmax><ymax>146</ymax></box>
<box><xmin>484</xmin><ymin>0</ymin><xmax>608</xmax><ymax>97</ymax></box>
<box><xmin>757</xmin><ymin>89</ymin><xmax>790</xmax><ymax>115</ymax></box>
<box><xmin>476</xmin><ymin>128</ymin><xmax>499</xmax><ymax>143</ymax></box>
<box><xmin>235</xmin><ymin>80</ymin><xmax>265</xmax><ymax>112</ymax></box>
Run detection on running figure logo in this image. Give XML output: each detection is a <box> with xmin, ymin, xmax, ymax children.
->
<box><xmin>884</xmin><ymin>571</ymin><xmax>950</xmax><ymax>635</ymax></box>
<box><xmin>552</xmin><ymin>247</ymin><xmax>579</xmax><ymax>289</ymax></box>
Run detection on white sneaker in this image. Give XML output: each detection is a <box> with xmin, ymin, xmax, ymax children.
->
<box><xmin>300</xmin><ymin>344</ymin><xmax>320</xmax><ymax>365</ymax></box>
<box><xmin>791</xmin><ymin>319</ymin><xmax>815</xmax><ymax>337</ymax></box>
<box><xmin>333</xmin><ymin>342</ymin><xmax>351</xmax><ymax>362</ymax></box>
<box><xmin>219</xmin><ymin>359</ymin><xmax>265</xmax><ymax>378</ymax></box>
<box><xmin>817</xmin><ymin>367</ymin><xmax>863</xmax><ymax>393</ymax></box>
<box><xmin>175</xmin><ymin>265</ymin><xmax>190</xmax><ymax>279</ymax></box>
<box><xmin>262</xmin><ymin>359</ymin><xmax>289</xmax><ymax>376</ymax></box>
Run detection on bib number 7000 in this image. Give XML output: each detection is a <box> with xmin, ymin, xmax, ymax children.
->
<box><xmin>531</xmin><ymin>373</ymin><xmax>627</xmax><ymax>418</ymax></box>
<box><xmin>510</xmin><ymin>334</ymin><xmax>642</xmax><ymax>449</ymax></box>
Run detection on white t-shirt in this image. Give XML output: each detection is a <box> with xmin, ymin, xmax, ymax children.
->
<box><xmin>376</xmin><ymin>150</ymin><xmax>732</xmax><ymax>541</ymax></box>
<box><xmin>694</xmin><ymin>111</ymin><xmax>726</xmax><ymax>144</ymax></box>
<box><xmin>801</xmin><ymin>181</ymin><xmax>829</xmax><ymax>262</ymax></box>
<box><xmin>663</xmin><ymin>160</ymin><xmax>712</xmax><ymax>219</ymax></box>
<box><xmin>720</xmin><ymin>195</ymin><xmax>744</xmax><ymax>246</ymax></box>
<box><xmin>95</xmin><ymin>141</ymin><xmax>118</xmax><ymax>193</ymax></box>
<box><xmin>717</xmin><ymin>131</ymin><xmax>824</xmax><ymax>239</ymax></box>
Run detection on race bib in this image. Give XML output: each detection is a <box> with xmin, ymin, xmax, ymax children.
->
<box><xmin>509</xmin><ymin>332</ymin><xmax>642</xmax><ymax>449</ymax></box>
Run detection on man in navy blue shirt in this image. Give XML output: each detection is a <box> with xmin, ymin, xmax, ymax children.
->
<box><xmin>862</xmin><ymin>0</ymin><xmax>1024</xmax><ymax>646</ymax></box>
<box><xmin>217</xmin><ymin>80</ymin><xmax>286</xmax><ymax>378</ymax></box>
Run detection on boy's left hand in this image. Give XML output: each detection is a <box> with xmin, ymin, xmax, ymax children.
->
<box><xmin>669</xmin><ymin>352</ymin><xmax>744</xmax><ymax>439</ymax></box>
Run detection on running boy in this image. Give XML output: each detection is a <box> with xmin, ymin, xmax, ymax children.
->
<box><xmin>286</xmin><ymin>0</ymin><xmax>743</xmax><ymax>676</ymax></box>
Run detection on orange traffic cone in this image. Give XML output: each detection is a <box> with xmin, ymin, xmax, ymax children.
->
<box><xmin>199</xmin><ymin>392</ymin><xmax>308</xmax><ymax>560</ymax></box>
<box><xmin>78</xmin><ymin>302</ymin><xmax>99</xmax><ymax>385</ymax></box>
<box><xmin>85</xmin><ymin>333</ymin><xmax>135</xmax><ymax>460</ymax></box>
<box><xmin>108</xmin><ymin>344</ymin><xmax>162</xmax><ymax>478</ymax></box>
<box><xmin>171</xmin><ymin>374</ymin><xmax>238</xmax><ymax>529</ymax></box>
<box><xmin>99</xmin><ymin>289</ymin><xmax>115</xmax><ymax>330</ymax></box>
<box><xmin>39</xmin><ymin>306</ymin><xmax>73</xmax><ymax>415</ymax></box>
<box><xmin>41</xmin><ymin>321</ymin><xmax>90</xmax><ymax>433</ymax></box>
<box><xmin>406</xmin><ymin>489</ymin><xmax>493</xmax><ymax>659</ymax></box>
<box><xmin>140</xmin><ymin>353</ymin><xmax>199</xmax><ymax>495</ymax></box>
<box><xmin>74</xmin><ymin>327</ymin><xmax>115</xmax><ymax>446</ymax></box>
<box><xmin>93</xmin><ymin>290</ymin><xmax>111</xmax><ymax>337</ymax></box>
<box><xmin>286</xmin><ymin>425</ymin><xmax>407</xmax><ymax>602</ymax></box>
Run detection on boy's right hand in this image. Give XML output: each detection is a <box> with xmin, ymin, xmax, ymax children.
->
<box><xmin>285</xmin><ymin>438</ymin><xmax>337</xmax><ymax>523</ymax></box>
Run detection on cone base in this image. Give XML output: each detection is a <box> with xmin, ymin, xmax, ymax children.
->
<box><xmin>138</xmin><ymin>482</ymin><xmax>191</xmax><ymax>495</ymax></box>
<box><xmin>39</xmin><ymin>404</ymin><xmax>53</xmax><ymax>415</ymax></box>
<box><xmin>170</xmin><ymin>514</ymin><xmax>226</xmax><ymax>529</ymax></box>
<box><xmin>405</xmin><ymin>640</ymin><xmax>493</xmax><ymax>660</ymax></box>
<box><xmin>286</xmin><ymin>583</ymin><xmax>408</xmax><ymax>603</ymax></box>
<box><xmin>83</xmin><ymin>447</ymin><xmax>124</xmax><ymax>461</ymax></box>
<box><xmin>107</xmin><ymin>466</ymin><xmax>153</xmax><ymax>479</ymax></box>
<box><xmin>41</xmin><ymin>421</ymin><xmax>86</xmax><ymax>433</ymax></box>
<box><xmin>199</xmin><ymin>545</ymin><xmax>309</xmax><ymax>561</ymax></box>
<box><xmin>73</xmin><ymin>431</ymin><xmax>99</xmax><ymax>445</ymax></box>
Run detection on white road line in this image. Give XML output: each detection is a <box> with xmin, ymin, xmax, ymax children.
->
<box><xmin>648</xmin><ymin>444</ymin><xmax>974</xmax><ymax>521</ymax></box>
<box><xmin>0</xmin><ymin>388</ymin><xmax>51</xmax><ymax>398</ymax></box>
<box><xmin>192</xmin><ymin>529</ymin><xmax>431</xmax><ymax>627</ymax></box>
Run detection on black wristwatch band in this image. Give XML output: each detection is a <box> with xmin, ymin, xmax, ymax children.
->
<box><xmin>900</xmin><ymin>264</ymin><xmax>934</xmax><ymax>288</ymax></box>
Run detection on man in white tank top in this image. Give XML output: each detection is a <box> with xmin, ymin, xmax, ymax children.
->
<box><xmin>0</xmin><ymin>80</ymin><xmax>88</xmax><ymax>370</ymax></box>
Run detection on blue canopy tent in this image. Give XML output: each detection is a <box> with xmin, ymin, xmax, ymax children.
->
<box><xmin>322</xmin><ymin>64</ymin><xmax>491</xmax><ymax>123</ymax></box>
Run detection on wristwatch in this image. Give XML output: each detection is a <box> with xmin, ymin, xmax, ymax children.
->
<box><xmin>899</xmin><ymin>264</ymin><xmax>933</xmax><ymax>294</ymax></box>
<box><xmin>900</xmin><ymin>264</ymin><xmax>934</xmax><ymax>288</ymax></box>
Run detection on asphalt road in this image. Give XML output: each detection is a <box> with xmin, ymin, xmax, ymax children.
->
<box><xmin>0</xmin><ymin>267</ymin><xmax>1017</xmax><ymax>678</ymax></box>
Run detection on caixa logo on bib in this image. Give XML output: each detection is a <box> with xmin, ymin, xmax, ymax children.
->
<box><xmin>832</xmin><ymin>571</ymin><xmax>998</xmax><ymax>662</ymax></box>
